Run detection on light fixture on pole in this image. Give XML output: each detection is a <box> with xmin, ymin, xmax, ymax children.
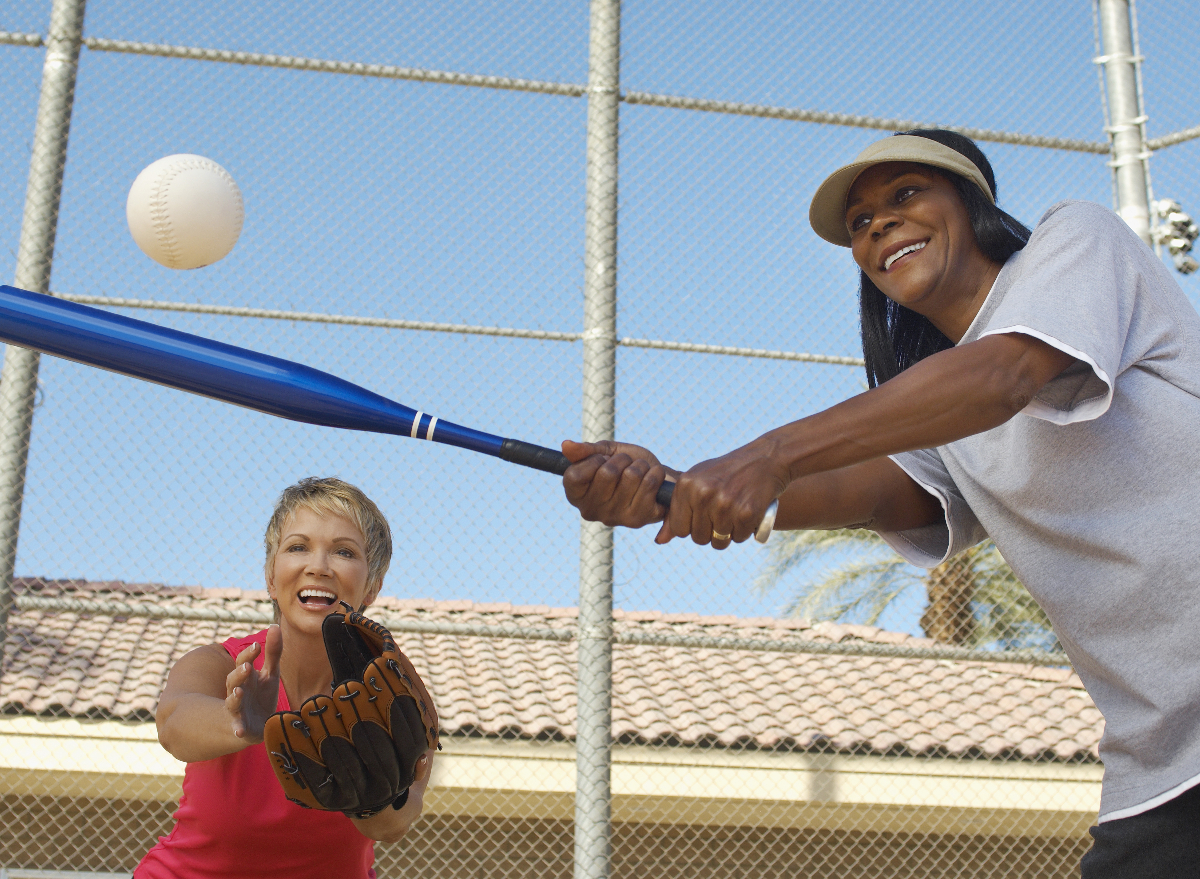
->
<box><xmin>1153</xmin><ymin>199</ymin><xmax>1200</xmax><ymax>274</ymax></box>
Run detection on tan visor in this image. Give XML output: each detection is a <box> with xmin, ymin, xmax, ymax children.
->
<box><xmin>808</xmin><ymin>135</ymin><xmax>995</xmax><ymax>247</ymax></box>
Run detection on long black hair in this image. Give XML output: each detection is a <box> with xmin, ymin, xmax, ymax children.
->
<box><xmin>860</xmin><ymin>129</ymin><xmax>1032</xmax><ymax>388</ymax></box>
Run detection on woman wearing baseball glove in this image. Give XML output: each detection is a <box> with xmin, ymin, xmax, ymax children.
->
<box><xmin>137</xmin><ymin>476</ymin><xmax>438</xmax><ymax>879</ymax></box>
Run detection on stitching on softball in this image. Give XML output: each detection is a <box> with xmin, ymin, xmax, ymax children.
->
<box><xmin>148</xmin><ymin>158</ymin><xmax>244</xmax><ymax>269</ymax></box>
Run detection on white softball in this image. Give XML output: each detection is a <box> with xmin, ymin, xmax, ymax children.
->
<box><xmin>126</xmin><ymin>154</ymin><xmax>244</xmax><ymax>270</ymax></box>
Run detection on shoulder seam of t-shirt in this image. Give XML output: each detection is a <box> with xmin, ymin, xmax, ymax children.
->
<box><xmin>1034</xmin><ymin>201</ymin><xmax>1072</xmax><ymax>225</ymax></box>
<box><xmin>954</xmin><ymin>203</ymin><xmax>1102</xmax><ymax>346</ymax></box>
<box><xmin>1034</xmin><ymin>198</ymin><xmax>1101</xmax><ymax>227</ymax></box>
<box><xmin>978</xmin><ymin>324</ymin><xmax>1113</xmax><ymax>423</ymax></box>
<box><xmin>1013</xmin><ymin>199</ymin><xmax>1183</xmax><ymax>385</ymax></box>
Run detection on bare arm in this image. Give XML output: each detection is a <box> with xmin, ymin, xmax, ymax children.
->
<box><xmin>156</xmin><ymin>626</ymin><xmax>282</xmax><ymax>763</ymax></box>
<box><xmin>663</xmin><ymin>332</ymin><xmax>1072</xmax><ymax>543</ymax></box>
<box><xmin>562</xmin><ymin>332</ymin><xmax>1070</xmax><ymax>543</ymax></box>
<box><xmin>159</xmin><ymin>629</ymin><xmax>433</xmax><ymax>844</ymax></box>
<box><xmin>772</xmin><ymin>456</ymin><xmax>943</xmax><ymax>533</ymax></box>
<box><xmin>564</xmin><ymin>443</ymin><xmax>942</xmax><ymax>533</ymax></box>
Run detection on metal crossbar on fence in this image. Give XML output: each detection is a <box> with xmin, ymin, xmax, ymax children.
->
<box><xmin>51</xmin><ymin>293</ymin><xmax>867</xmax><ymax>366</ymax></box>
<box><xmin>14</xmin><ymin>29</ymin><xmax>1200</xmax><ymax>153</ymax></box>
<box><xmin>11</xmin><ymin>593</ymin><xmax>1071</xmax><ymax>665</ymax></box>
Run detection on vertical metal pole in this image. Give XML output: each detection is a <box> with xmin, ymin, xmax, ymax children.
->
<box><xmin>0</xmin><ymin>0</ymin><xmax>87</xmax><ymax>650</ymax></box>
<box><xmin>576</xmin><ymin>1</ymin><xmax>619</xmax><ymax>879</ymax></box>
<box><xmin>1097</xmin><ymin>0</ymin><xmax>1152</xmax><ymax>245</ymax></box>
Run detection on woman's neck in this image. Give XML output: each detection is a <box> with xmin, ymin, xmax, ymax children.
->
<box><xmin>928</xmin><ymin>255</ymin><xmax>1004</xmax><ymax>343</ymax></box>
<box><xmin>276</xmin><ymin>622</ymin><xmax>334</xmax><ymax>706</ymax></box>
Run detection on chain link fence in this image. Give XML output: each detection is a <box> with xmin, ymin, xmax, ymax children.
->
<box><xmin>1</xmin><ymin>0</ymin><xmax>1197</xmax><ymax>876</ymax></box>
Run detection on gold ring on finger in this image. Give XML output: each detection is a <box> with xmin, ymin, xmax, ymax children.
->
<box><xmin>712</xmin><ymin>531</ymin><xmax>731</xmax><ymax>541</ymax></box>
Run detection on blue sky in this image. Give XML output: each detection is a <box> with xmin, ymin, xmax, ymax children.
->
<box><xmin>2</xmin><ymin>1</ymin><xmax>1197</xmax><ymax>633</ymax></box>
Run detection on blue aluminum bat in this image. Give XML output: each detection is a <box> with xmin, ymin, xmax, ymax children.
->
<box><xmin>0</xmin><ymin>285</ymin><xmax>778</xmax><ymax>539</ymax></box>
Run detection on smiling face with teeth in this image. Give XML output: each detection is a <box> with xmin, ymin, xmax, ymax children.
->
<box><xmin>266</xmin><ymin>506</ymin><xmax>374</xmax><ymax>636</ymax></box>
<box><xmin>844</xmin><ymin>161</ymin><xmax>1004</xmax><ymax>342</ymax></box>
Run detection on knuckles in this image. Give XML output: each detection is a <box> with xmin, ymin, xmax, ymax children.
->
<box><xmin>733</xmin><ymin>500</ymin><xmax>759</xmax><ymax>526</ymax></box>
<box><xmin>621</xmin><ymin>459</ymin><xmax>650</xmax><ymax>481</ymax></box>
<box><xmin>563</xmin><ymin>447</ymin><xmax>670</xmax><ymax>530</ymax></box>
<box><xmin>672</xmin><ymin>472</ymin><xmax>768</xmax><ymax>543</ymax></box>
<box><xmin>596</xmin><ymin>453</ymin><xmax>633</xmax><ymax>481</ymax></box>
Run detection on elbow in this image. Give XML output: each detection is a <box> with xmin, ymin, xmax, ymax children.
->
<box><xmin>1002</xmin><ymin>382</ymin><xmax>1035</xmax><ymax>418</ymax></box>
<box><xmin>156</xmin><ymin>713</ymin><xmax>196</xmax><ymax>763</ymax></box>
<box><xmin>975</xmin><ymin>332</ymin><xmax>1072</xmax><ymax>421</ymax></box>
<box><xmin>157</xmin><ymin>726</ymin><xmax>187</xmax><ymax>763</ymax></box>
<box><xmin>156</xmin><ymin>717</ymin><xmax>177</xmax><ymax>758</ymax></box>
<box><xmin>982</xmin><ymin>365</ymin><xmax>1039</xmax><ymax>422</ymax></box>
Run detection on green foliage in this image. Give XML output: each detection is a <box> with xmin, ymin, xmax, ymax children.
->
<box><xmin>755</xmin><ymin>529</ymin><xmax>1058</xmax><ymax>651</ymax></box>
<box><xmin>754</xmin><ymin>529</ymin><xmax>913</xmax><ymax>624</ymax></box>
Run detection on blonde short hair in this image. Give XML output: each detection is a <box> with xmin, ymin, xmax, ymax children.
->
<box><xmin>264</xmin><ymin>477</ymin><xmax>393</xmax><ymax>602</ymax></box>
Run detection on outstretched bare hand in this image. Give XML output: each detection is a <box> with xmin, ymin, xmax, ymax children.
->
<box><xmin>224</xmin><ymin>624</ymin><xmax>282</xmax><ymax>743</ymax></box>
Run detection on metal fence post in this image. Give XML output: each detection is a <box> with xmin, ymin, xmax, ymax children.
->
<box><xmin>1097</xmin><ymin>0</ymin><xmax>1152</xmax><ymax>245</ymax></box>
<box><xmin>0</xmin><ymin>0</ymin><xmax>87</xmax><ymax>652</ymax></box>
<box><xmin>577</xmin><ymin>1</ymin><xmax>620</xmax><ymax>879</ymax></box>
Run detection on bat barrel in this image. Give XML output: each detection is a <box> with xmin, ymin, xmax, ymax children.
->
<box><xmin>0</xmin><ymin>286</ymin><xmax>506</xmax><ymax>454</ymax></box>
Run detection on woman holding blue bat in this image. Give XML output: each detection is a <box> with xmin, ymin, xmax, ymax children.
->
<box><xmin>562</xmin><ymin>129</ymin><xmax>1200</xmax><ymax>877</ymax></box>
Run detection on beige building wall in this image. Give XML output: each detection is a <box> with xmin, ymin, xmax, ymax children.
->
<box><xmin>1</xmin><ymin>717</ymin><xmax>1101</xmax><ymax>878</ymax></box>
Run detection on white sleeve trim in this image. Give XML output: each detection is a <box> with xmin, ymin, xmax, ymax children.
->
<box><xmin>978</xmin><ymin>325</ymin><xmax>1114</xmax><ymax>424</ymax></box>
<box><xmin>1098</xmin><ymin>772</ymin><xmax>1200</xmax><ymax>823</ymax></box>
<box><xmin>875</xmin><ymin>458</ymin><xmax>953</xmax><ymax>569</ymax></box>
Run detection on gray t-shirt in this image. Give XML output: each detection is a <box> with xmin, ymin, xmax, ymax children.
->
<box><xmin>881</xmin><ymin>200</ymin><xmax>1200</xmax><ymax>820</ymax></box>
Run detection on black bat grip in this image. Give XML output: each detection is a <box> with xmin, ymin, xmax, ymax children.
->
<box><xmin>656</xmin><ymin>479</ymin><xmax>675</xmax><ymax>508</ymax></box>
<box><xmin>499</xmin><ymin>439</ymin><xmax>572</xmax><ymax>476</ymax></box>
<box><xmin>501</xmin><ymin>438</ymin><xmax>679</xmax><ymax>508</ymax></box>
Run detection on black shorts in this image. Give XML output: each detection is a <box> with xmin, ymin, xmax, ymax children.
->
<box><xmin>1080</xmin><ymin>783</ymin><xmax>1200</xmax><ymax>878</ymax></box>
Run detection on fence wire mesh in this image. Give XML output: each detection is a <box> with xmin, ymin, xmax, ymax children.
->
<box><xmin>1</xmin><ymin>0</ymin><xmax>1198</xmax><ymax>876</ymax></box>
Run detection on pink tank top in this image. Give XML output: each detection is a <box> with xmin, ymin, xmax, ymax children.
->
<box><xmin>135</xmin><ymin>630</ymin><xmax>377</xmax><ymax>879</ymax></box>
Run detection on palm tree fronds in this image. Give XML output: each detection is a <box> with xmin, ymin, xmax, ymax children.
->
<box><xmin>757</xmin><ymin>527</ymin><xmax>1059</xmax><ymax>652</ymax></box>
<box><xmin>754</xmin><ymin>527</ymin><xmax>890</xmax><ymax>595</ymax></box>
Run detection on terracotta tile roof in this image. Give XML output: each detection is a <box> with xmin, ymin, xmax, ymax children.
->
<box><xmin>1</xmin><ymin>578</ymin><xmax>1102</xmax><ymax>762</ymax></box>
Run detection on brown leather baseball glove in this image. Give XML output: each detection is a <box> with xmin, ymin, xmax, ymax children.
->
<box><xmin>264</xmin><ymin>602</ymin><xmax>439</xmax><ymax>818</ymax></box>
